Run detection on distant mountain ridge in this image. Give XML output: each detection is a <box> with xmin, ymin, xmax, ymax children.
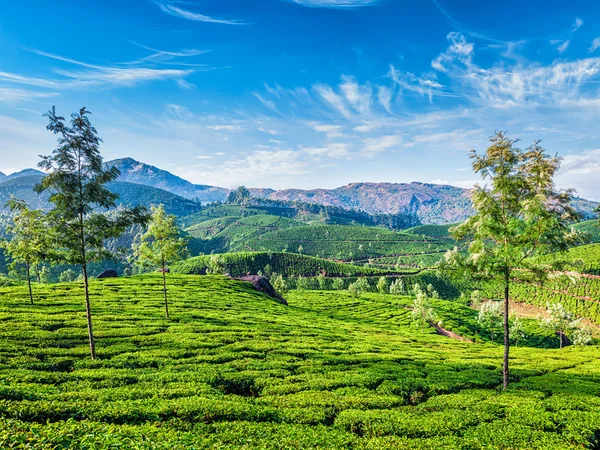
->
<box><xmin>0</xmin><ymin>173</ymin><xmax>201</xmax><ymax>217</ymax></box>
<box><xmin>3</xmin><ymin>158</ymin><xmax>598</xmax><ymax>224</ymax></box>
<box><xmin>107</xmin><ymin>158</ymin><xmax>228</xmax><ymax>204</ymax></box>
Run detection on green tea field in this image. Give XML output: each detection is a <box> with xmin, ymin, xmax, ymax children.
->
<box><xmin>1</xmin><ymin>275</ymin><xmax>599</xmax><ymax>449</ymax></box>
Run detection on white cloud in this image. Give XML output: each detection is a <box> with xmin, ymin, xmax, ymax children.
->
<box><xmin>310</xmin><ymin>123</ymin><xmax>345</xmax><ymax>138</ymax></box>
<box><xmin>176</xmin><ymin>150</ymin><xmax>308</xmax><ymax>187</ymax></box>
<box><xmin>165</xmin><ymin>104</ymin><xmax>193</xmax><ymax>118</ymax></box>
<box><xmin>589</xmin><ymin>37</ymin><xmax>600</xmax><ymax>53</ymax></box>
<box><xmin>290</xmin><ymin>0</ymin><xmax>380</xmax><ymax>8</ymax></box>
<box><xmin>571</xmin><ymin>17</ymin><xmax>583</xmax><ymax>33</ymax></box>
<box><xmin>0</xmin><ymin>71</ymin><xmax>57</xmax><ymax>88</ymax></box>
<box><xmin>154</xmin><ymin>1</ymin><xmax>245</xmax><ymax>25</ymax></box>
<box><xmin>0</xmin><ymin>87</ymin><xmax>58</xmax><ymax>103</ymax></box>
<box><xmin>354</xmin><ymin>120</ymin><xmax>383</xmax><ymax>133</ymax></box>
<box><xmin>31</xmin><ymin>50</ymin><xmax>194</xmax><ymax>88</ymax></box>
<box><xmin>388</xmin><ymin>65</ymin><xmax>444</xmax><ymax>101</ymax></box>
<box><xmin>362</xmin><ymin>135</ymin><xmax>400</xmax><ymax>156</ymax></box>
<box><xmin>314</xmin><ymin>84</ymin><xmax>352</xmax><ymax>118</ymax></box>
<box><xmin>258</xmin><ymin>127</ymin><xmax>283</xmax><ymax>135</ymax></box>
<box><xmin>340</xmin><ymin>76</ymin><xmax>372</xmax><ymax>114</ymax></box>
<box><xmin>253</xmin><ymin>93</ymin><xmax>280</xmax><ymax>114</ymax></box>
<box><xmin>431</xmin><ymin>32</ymin><xmax>473</xmax><ymax>73</ymax></box>
<box><xmin>551</xmin><ymin>39</ymin><xmax>570</xmax><ymax>53</ymax></box>
<box><xmin>194</xmin><ymin>155</ymin><xmax>213</xmax><ymax>160</ymax></box>
<box><xmin>377</xmin><ymin>85</ymin><xmax>393</xmax><ymax>113</ymax></box>
<box><xmin>304</xmin><ymin>143</ymin><xmax>350</xmax><ymax>158</ymax></box>
<box><xmin>207</xmin><ymin>125</ymin><xmax>244</xmax><ymax>132</ymax></box>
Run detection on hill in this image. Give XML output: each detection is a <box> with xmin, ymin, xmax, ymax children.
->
<box><xmin>573</xmin><ymin>220</ymin><xmax>600</xmax><ymax>243</ymax></box>
<box><xmin>0</xmin><ymin>275</ymin><xmax>598</xmax><ymax>448</ymax></box>
<box><xmin>170</xmin><ymin>252</ymin><xmax>413</xmax><ymax>278</ymax></box>
<box><xmin>0</xmin><ymin>174</ymin><xmax>201</xmax><ymax>217</ymax></box>
<box><xmin>405</xmin><ymin>224</ymin><xmax>455</xmax><ymax>238</ymax></box>
<box><xmin>6</xmin><ymin>159</ymin><xmax>599</xmax><ymax>224</ymax></box>
<box><xmin>245</xmin><ymin>224</ymin><xmax>454</xmax><ymax>261</ymax></box>
<box><xmin>108</xmin><ymin>157</ymin><xmax>228</xmax><ymax>203</ymax></box>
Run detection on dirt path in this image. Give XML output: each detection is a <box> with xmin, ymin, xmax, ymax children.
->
<box><xmin>432</xmin><ymin>322</ymin><xmax>474</xmax><ymax>342</ymax></box>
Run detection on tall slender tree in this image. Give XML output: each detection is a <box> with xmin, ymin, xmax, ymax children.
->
<box><xmin>1</xmin><ymin>198</ymin><xmax>53</xmax><ymax>304</ymax></box>
<box><xmin>441</xmin><ymin>132</ymin><xmax>579</xmax><ymax>389</ymax></box>
<box><xmin>36</xmin><ymin>107</ymin><xmax>148</xmax><ymax>359</ymax></box>
<box><xmin>134</xmin><ymin>204</ymin><xmax>188</xmax><ymax>319</ymax></box>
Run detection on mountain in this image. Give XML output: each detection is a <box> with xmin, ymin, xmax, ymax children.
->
<box><xmin>264</xmin><ymin>182</ymin><xmax>475</xmax><ymax>224</ymax></box>
<box><xmin>107</xmin><ymin>157</ymin><xmax>228</xmax><ymax>203</ymax></box>
<box><xmin>0</xmin><ymin>174</ymin><xmax>201</xmax><ymax>217</ymax></box>
<box><xmin>5</xmin><ymin>169</ymin><xmax>45</xmax><ymax>181</ymax></box>
<box><xmin>0</xmin><ymin>172</ymin><xmax>5</xmax><ymax>182</ymax></box>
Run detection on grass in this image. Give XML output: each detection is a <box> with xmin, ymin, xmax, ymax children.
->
<box><xmin>0</xmin><ymin>275</ymin><xmax>599</xmax><ymax>448</ymax></box>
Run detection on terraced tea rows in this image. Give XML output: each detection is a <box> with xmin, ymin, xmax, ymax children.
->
<box><xmin>0</xmin><ymin>275</ymin><xmax>599</xmax><ymax>448</ymax></box>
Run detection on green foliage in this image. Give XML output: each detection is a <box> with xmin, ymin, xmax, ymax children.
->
<box><xmin>0</xmin><ymin>276</ymin><xmax>598</xmax><ymax>448</ymax></box>
<box><xmin>171</xmin><ymin>252</ymin><xmax>408</xmax><ymax>278</ymax></box>
<box><xmin>377</xmin><ymin>276</ymin><xmax>389</xmax><ymax>295</ymax></box>
<box><xmin>411</xmin><ymin>285</ymin><xmax>436</xmax><ymax>333</ymax></box>
<box><xmin>37</xmin><ymin>107</ymin><xmax>149</xmax><ymax>359</ymax></box>
<box><xmin>478</xmin><ymin>301</ymin><xmax>503</xmax><ymax>343</ymax></box>
<box><xmin>58</xmin><ymin>269</ymin><xmax>78</xmax><ymax>283</ymax></box>
<box><xmin>134</xmin><ymin>205</ymin><xmax>188</xmax><ymax>272</ymax></box>
<box><xmin>538</xmin><ymin>302</ymin><xmax>581</xmax><ymax>349</ymax></box>
<box><xmin>0</xmin><ymin>198</ymin><xmax>54</xmax><ymax>304</ymax></box>
<box><xmin>442</xmin><ymin>132</ymin><xmax>580</xmax><ymax>389</ymax></box>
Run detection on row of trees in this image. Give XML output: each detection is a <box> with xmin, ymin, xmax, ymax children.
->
<box><xmin>0</xmin><ymin>108</ymin><xmax>187</xmax><ymax>359</ymax></box>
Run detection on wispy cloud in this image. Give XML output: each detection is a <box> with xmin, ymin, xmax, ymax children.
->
<box><xmin>310</xmin><ymin>123</ymin><xmax>345</xmax><ymax>138</ymax></box>
<box><xmin>30</xmin><ymin>49</ymin><xmax>195</xmax><ymax>89</ymax></box>
<box><xmin>571</xmin><ymin>17</ymin><xmax>583</xmax><ymax>33</ymax></box>
<box><xmin>304</xmin><ymin>142</ymin><xmax>350</xmax><ymax>158</ymax></box>
<box><xmin>551</xmin><ymin>39</ymin><xmax>570</xmax><ymax>53</ymax></box>
<box><xmin>0</xmin><ymin>87</ymin><xmax>58</xmax><ymax>102</ymax></box>
<box><xmin>154</xmin><ymin>1</ymin><xmax>245</xmax><ymax>25</ymax></box>
<box><xmin>289</xmin><ymin>0</ymin><xmax>381</xmax><ymax>8</ymax></box>
<box><xmin>362</xmin><ymin>135</ymin><xmax>400</xmax><ymax>156</ymax></box>
<box><xmin>589</xmin><ymin>37</ymin><xmax>600</xmax><ymax>53</ymax></box>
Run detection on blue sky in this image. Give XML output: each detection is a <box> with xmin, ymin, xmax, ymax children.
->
<box><xmin>2</xmin><ymin>0</ymin><xmax>600</xmax><ymax>199</ymax></box>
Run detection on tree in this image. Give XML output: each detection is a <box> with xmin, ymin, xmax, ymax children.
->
<box><xmin>332</xmin><ymin>278</ymin><xmax>345</xmax><ymax>290</ymax></box>
<box><xmin>59</xmin><ymin>269</ymin><xmax>78</xmax><ymax>283</ymax></box>
<box><xmin>470</xmin><ymin>290</ymin><xmax>483</xmax><ymax>308</ymax></box>
<box><xmin>347</xmin><ymin>282</ymin><xmax>361</xmax><ymax>298</ymax></box>
<box><xmin>377</xmin><ymin>277</ymin><xmax>389</xmax><ymax>295</ymax></box>
<box><xmin>389</xmin><ymin>278</ymin><xmax>405</xmax><ymax>296</ymax></box>
<box><xmin>571</xmin><ymin>326</ymin><xmax>593</xmax><ymax>346</ymax></box>
<box><xmin>1</xmin><ymin>198</ymin><xmax>53</xmax><ymax>304</ymax></box>
<box><xmin>411</xmin><ymin>284</ymin><xmax>436</xmax><ymax>333</ymax></box>
<box><xmin>134</xmin><ymin>205</ymin><xmax>188</xmax><ymax>319</ymax></box>
<box><xmin>441</xmin><ymin>132</ymin><xmax>579</xmax><ymax>389</ymax></box>
<box><xmin>509</xmin><ymin>316</ymin><xmax>526</xmax><ymax>347</ymax></box>
<box><xmin>272</xmin><ymin>274</ymin><xmax>288</xmax><ymax>295</ymax></box>
<box><xmin>37</xmin><ymin>107</ymin><xmax>148</xmax><ymax>359</ymax></box>
<box><xmin>478</xmin><ymin>301</ymin><xmax>503</xmax><ymax>343</ymax></box>
<box><xmin>538</xmin><ymin>302</ymin><xmax>580</xmax><ymax>349</ymax></box>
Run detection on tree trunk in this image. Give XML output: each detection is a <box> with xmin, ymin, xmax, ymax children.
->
<box><xmin>162</xmin><ymin>255</ymin><xmax>169</xmax><ymax>319</ymax></box>
<box><xmin>503</xmin><ymin>272</ymin><xmax>510</xmax><ymax>390</ymax></box>
<box><xmin>26</xmin><ymin>262</ymin><xmax>33</xmax><ymax>305</ymax></box>
<box><xmin>82</xmin><ymin>261</ymin><xmax>96</xmax><ymax>360</ymax></box>
<box><xmin>559</xmin><ymin>332</ymin><xmax>563</xmax><ymax>350</ymax></box>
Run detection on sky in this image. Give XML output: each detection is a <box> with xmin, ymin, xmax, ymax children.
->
<box><xmin>1</xmin><ymin>0</ymin><xmax>600</xmax><ymax>199</ymax></box>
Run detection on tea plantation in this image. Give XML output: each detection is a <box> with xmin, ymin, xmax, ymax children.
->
<box><xmin>1</xmin><ymin>275</ymin><xmax>599</xmax><ymax>449</ymax></box>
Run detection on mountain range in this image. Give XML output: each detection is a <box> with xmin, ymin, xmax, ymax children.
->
<box><xmin>1</xmin><ymin>158</ymin><xmax>598</xmax><ymax>224</ymax></box>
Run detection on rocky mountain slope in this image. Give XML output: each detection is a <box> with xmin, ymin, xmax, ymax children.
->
<box><xmin>2</xmin><ymin>158</ymin><xmax>598</xmax><ymax>224</ymax></box>
<box><xmin>107</xmin><ymin>158</ymin><xmax>228</xmax><ymax>204</ymax></box>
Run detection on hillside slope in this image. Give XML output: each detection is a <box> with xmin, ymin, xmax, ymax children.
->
<box><xmin>108</xmin><ymin>157</ymin><xmax>228</xmax><ymax>203</ymax></box>
<box><xmin>0</xmin><ymin>275</ymin><xmax>598</xmax><ymax>448</ymax></box>
<box><xmin>266</xmin><ymin>182</ymin><xmax>599</xmax><ymax>224</ymax></box>
<box><xmin>0</xmin><ymin>174</ymin><xmax>201</xmax><ymax>217</ymax></box>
